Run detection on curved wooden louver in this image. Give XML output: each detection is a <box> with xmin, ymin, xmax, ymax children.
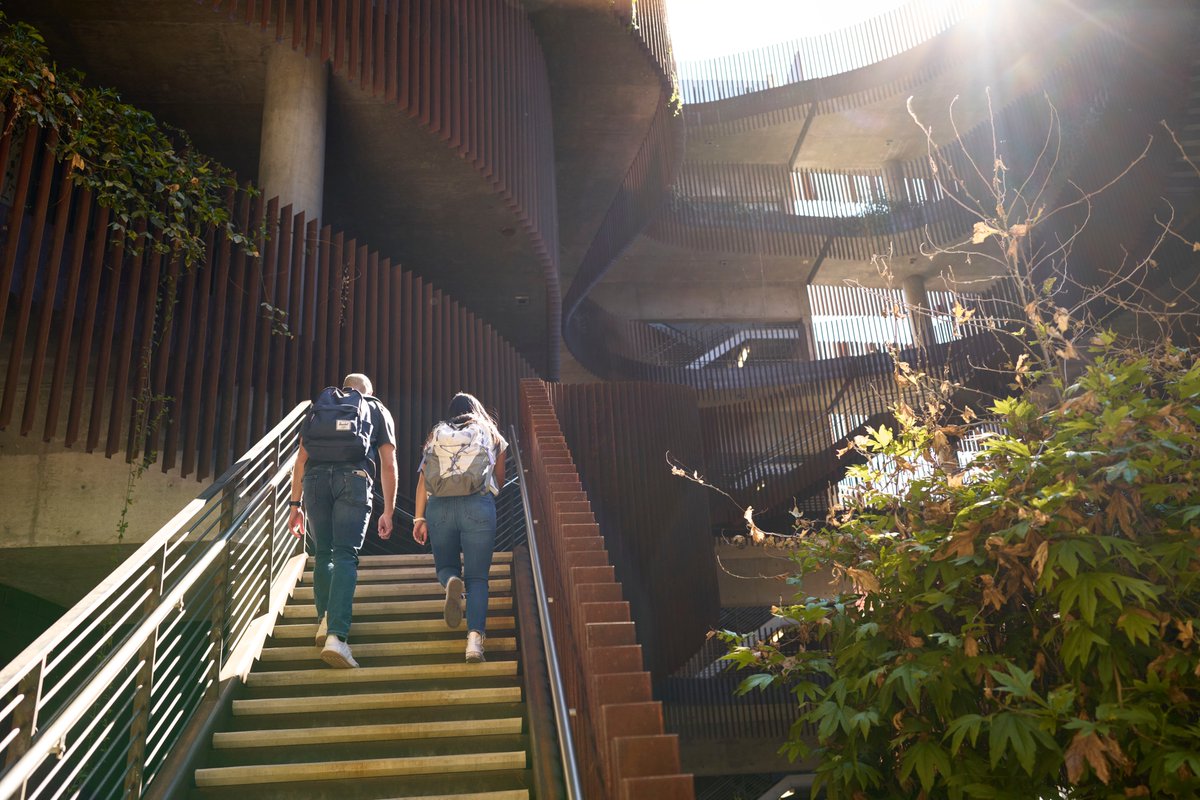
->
<box><xmin>201</xmin><ymin>0</ymin><xmax>562</xmax><ymax>376</ymax></box>
<box><xmin>0</xmin><ymin>125</ymin><xmax>535</xmax><ymax>484</ymax></box>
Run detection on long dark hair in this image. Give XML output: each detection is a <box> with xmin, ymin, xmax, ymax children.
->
<box><xmin>425</xmin><ymin>392</ymin><xmax>504</xmax><ymax>449</ymax></box>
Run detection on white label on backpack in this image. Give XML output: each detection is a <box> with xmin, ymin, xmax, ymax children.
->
<box><xmin>336</xmin><ymin>420</ymin><xmax>352</xmax><ymax>431</ymax></box>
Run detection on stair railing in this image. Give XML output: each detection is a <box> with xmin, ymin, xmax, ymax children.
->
<box><xmin>0</xmin><ymin>402</ymin><xmax>310</xmax><ymax>800</ymax></box>
<box><xmin>510</xmin><ymin>426</ymin><xmax>584</xmax><ymax>800</ymax></box>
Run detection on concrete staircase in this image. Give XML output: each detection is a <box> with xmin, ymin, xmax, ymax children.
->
<box><xmin>191</xmin><ymin>552</ymin><xmax>534</xmax><ymax>800</ymax></box>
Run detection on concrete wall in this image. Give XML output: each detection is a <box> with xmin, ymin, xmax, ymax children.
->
<box><xmin>0</xmin><ymin>427</ymin><xmax>204</xmax><ymax>605</ymax></box>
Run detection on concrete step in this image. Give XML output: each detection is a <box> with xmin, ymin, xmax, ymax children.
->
<box><xmin>312</xmin><ymin>553</ymin><xmax>513</xmax><ymax>567</ymax></box>
<box><xmin>213</xmin><ymin>718</ymin><xmax>524</xmax><ymax>749</ymax></box>
<box><xmin>194</xmin><ymin>750</ymin><xmax>527</xmax><ymax>787</ymax></box>
<box><xmin>269</xmin><ymin>616</ymin><xmax>516</xmax><ymax>640</ymax></box>
<box><xmin>379</xmin><ymin>793</ymin><xmax>529</xmax><ymax>800</ymax></box>
<box><xmin>291</xmin><ymin>580</ymin><xmax>511</xmax><ymax>601</ymax></box>
<box><xmin>203</xmin><ymin>732</ymin><xmax>530</xmax><ymax>770</ymax></box>
<box><xmin>260</xmin><ymin>637</ymin><xmax>518</xmax><ymax>662</ymax></box>
<box><xmin>244</xmin><ymin>660</ymin><xmax>518</xmax><ymax>688</ymax></box>
<box><xmin>189</xmin><ymin>772</ymin><xmax>535</xmax><ymax>800</ymax></box>
<box><xmin>281</xmin><ymin>596</ymin><xmax>513</xmax><ymax>619</ymax></box>
<box><xmin>303</xmin><ymin>564</ymin><xmax>512</xmax><ymax>583</ymax></box>
<box><xmin>232</xmin><ymin>686</ymin><xmax>524</xmax><ymax>717</ymax></box>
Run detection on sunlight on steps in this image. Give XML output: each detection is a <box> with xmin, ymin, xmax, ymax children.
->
<box><xmin>191</xmin><ymin>551</ymin><xmax>533</xmax><ymax>800</ymax></box>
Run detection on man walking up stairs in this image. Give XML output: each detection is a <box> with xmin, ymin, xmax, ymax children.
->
<box><xmin>191</xmin><ymin>551</ymin><xmax>533</xmax><ymax>800</ymax></box>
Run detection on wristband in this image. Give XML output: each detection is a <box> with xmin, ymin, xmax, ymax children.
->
<box><xmin>413</xmin><ymin>517</ymin><xmax>426</xmax><ymax>523</ymax></box>
<box><xmin>288</xmin><ymin>500</ymin><xmax>302</xmax><ymax>508</ymax></box>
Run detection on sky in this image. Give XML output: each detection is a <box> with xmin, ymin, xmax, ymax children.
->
<box><xmin>664</xmin><ymin>0</ymin><xmax>914</xmax><ymax>61</ymax></box>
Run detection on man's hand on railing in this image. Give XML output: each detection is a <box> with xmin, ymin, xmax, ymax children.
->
<box><xmin>288</xmin><ymin>507</ymin><xmax>305</xmax><ymax>539</ymax></box>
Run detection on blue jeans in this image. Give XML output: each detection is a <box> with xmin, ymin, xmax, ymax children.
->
<box><xmin>303</xmin><ymin>463</ymin><xmax>372</xmax><ymax>640</ymax></box>
<box><xmin>426</xmin><ymin>492</ymin><xmax>496</xmax><ymax>634</ymax></box>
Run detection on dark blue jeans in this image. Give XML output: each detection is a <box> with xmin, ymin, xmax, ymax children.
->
<box><xmin>426</xmin><ymin>492</ymin><xmax>496</xmax><ymax>633</ymax></box>
<box><xmin>303</xmin><ymin>463</ymin><xmax>372</xmax><ymax>640</ymax></box>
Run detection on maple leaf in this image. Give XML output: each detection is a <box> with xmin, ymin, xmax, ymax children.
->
<box><xmin>1065</xmin><ymin>731</ymin><xmax>1110</xmax><ymax>784</ymax></box>
<box><xmin>846</xmin><ymin>567</ymin><xmax>881</xmax><ymax>593</ymax></box>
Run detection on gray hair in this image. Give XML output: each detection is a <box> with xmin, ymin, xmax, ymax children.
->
<box><xmin>342</xmin><ymin>373</ymin><xmax>373</xmax><ymax>395</ymax></box>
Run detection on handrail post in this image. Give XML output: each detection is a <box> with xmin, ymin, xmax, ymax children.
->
<box><xmin>204</xmin><ymin>541</ymin><xmax>231</xmax><ymax>704</ymax></box>
<box><xmin>122</xmin><ymin>543</ymin><xmax>166</xmax><ymax>798</ymax></box>
<box><xmin>3</xmin><ymin>656</ymin><xmax>44</xmax><ymax>800</ymax></box>
<box><xmin>264</xmin><ymin>439</ymin><xmax>279</xmax><ymax>612</ymax></box>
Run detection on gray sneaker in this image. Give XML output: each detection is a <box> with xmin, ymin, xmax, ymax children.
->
<box><xmin>466</xmin><ymin>630</ymin><xmax>485</xmax><ymax>663</ymax></box>
<box><xmin>444</xmin><ymin>576</ymin><xmax>464</xmax><ymax>628</ymax></box>
<box><xmin>320</xmin><ymin>635</ymin><xmax>359</xmax><ymax>669</ymax></box>
<box><xmin>314</xmin><ymin>614</ymin><xmax>328</xmax><ymax>647</ymax></box>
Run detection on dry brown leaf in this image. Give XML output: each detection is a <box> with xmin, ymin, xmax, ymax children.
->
<box><xmin>980</xmin><ymin>575</ymin><xmax>1005</xmax><ymax>611</ymax></box>
<box><xmin>1009</xmin><ymin>222</ymin><xmax>1030</xmax><ymax>238</ymax></box>
<box><xmin>846</xmin><ymin>567</ymin><xmax>880</xmax><ymax>593</ymax></box>
<box><xmin>1031</xmin><ymin>540</ymin><xmax>1049</xmax><ymax>579</ymax></box>
<box><xmin>972</xmin><ymin>221</ymin><xmax>1003</xmax><ymax>244</ymax></box>
<box><xmin>1065</xmin><ymin>731</ymin><xmax>1111</xmax><ymax>784</ymax></box>
<box><xmin>1176</xmin><ymin>618</ymin><xmax>1195</xmax><ymax>647</ymax></box>
<box><xmin>964</xmin><ymin>635</ymin><xmax>979</xmax><ymax>658</ymax></box>
<box><xmin>936</xmin><ymin>531</ymin><xmax>975</xmax><ymax>561</ymax></box>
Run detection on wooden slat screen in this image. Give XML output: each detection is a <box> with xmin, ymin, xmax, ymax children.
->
<box><xmin>201</xmin><ymin>0</ymin><xmax>562</xmax><ymax>375</ymax></box>
<box><xmin>0</xmin><ymin>125</ymin><xmax>535</xmax><ymax>489</ymax></box>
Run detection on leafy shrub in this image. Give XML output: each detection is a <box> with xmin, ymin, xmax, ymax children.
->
<box><xmin>727</xmin><ymin>342</ymin><xmax>1200</xmax><ymax>799</ymax></box>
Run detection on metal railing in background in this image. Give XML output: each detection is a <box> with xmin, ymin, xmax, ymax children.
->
<box><xmin>0</xmin><ymin>403</ymin><xmax>309</xmax><ymax>800</ymax></box>
<box><xmin>676</xmin><ymin>0</ymin><xmax>982</xmax><ymax>105</ymax></box>
<box><xmin>510</xmin><ymin>427</ymin><xmax>583</xmax><ymax>800</ymax></box>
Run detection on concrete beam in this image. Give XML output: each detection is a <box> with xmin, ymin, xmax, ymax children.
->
<box><xmin>589</xmin><ymin>283</ymin><xmax>813</xmax><ymax>322</ymax></box>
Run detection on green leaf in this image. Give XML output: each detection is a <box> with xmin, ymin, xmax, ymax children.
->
<box><xmin>1116</xmin><ymin>609</ymin><xmax>1160</xmax><ymax>646</ymax></box>
<box><xmin>899</xmin><ymin>739</ymin><xmax>952</xmax><ymax>793</ymax></box>
<box><xmin>735</xmin><ymin>673</ymin><xmax>776</xmax><ymax>695</ymax></box>
<box><xmin>988</xmin><ymin>713</ymin><xmax>1038</xmax><ymax>774</ymax></box>
<box><xmin>945</xmin><ymin>714</ymin><xmax>985</xmax><ymax>755</ymax></box>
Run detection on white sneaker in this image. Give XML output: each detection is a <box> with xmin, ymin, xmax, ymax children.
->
<box><xmin>314</xmin><ymin>614</ymin><xmax>328</xmax><ymax>647</ymax></box>
<box><xmin>320</xmin><ymin>635</ymin><xmax>359</xmax><ymax>669</ymax></box>
<box><xmin>444</xmin><ymin>576</ymin><xmax>465</xmax><ymax>628</ymax></box>
<box><xmin>466</xmin><ymin>630</ymin><xmax>485</xmax><ymax>663</ymax></box>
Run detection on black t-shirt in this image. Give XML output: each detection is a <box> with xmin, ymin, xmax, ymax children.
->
<box><xmin>363</xmin><ymin>396</ymin><xmax>397</xmax><ymax>479</ymax></box>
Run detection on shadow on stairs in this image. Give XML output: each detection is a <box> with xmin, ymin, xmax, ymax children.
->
<box><xmin>190</xmin><ymin>551</ymin><xmax>533</xmax><ymax>800</ymax></box>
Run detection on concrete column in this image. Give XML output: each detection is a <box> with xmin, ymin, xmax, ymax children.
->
<box><xmin>258</xmin><ymin>46</ymin><xmax>328</xmax><ymax>222</ymax></box>
<box><xmin>902</xmin><ymin>273</ymin><xmax>936</xmax><ymax>349</ymax></box>
<box><xmin>882</xmin><ymin>159</ymin><xmax>908</xmax><ymax>207</ymax></box>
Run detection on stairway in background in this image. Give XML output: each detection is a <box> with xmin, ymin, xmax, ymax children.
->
<box><xmin>191</xmin><ymin>552</ymin><xmax>533</xmax><ymax>800</ymax></box>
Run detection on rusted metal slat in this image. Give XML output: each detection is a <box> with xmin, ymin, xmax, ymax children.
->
<box><xmin>43</xmin><ymin>189</ymin><xmax>93</xmax><ymax>442</ymax></box>
<box><xmin>1</xmin><ymin>132</ymin><xmax>58</xmax><ymax>430</ymax></box>
<box><xmin>19</xmin><ymin>161</ymin><xmax>74</xmax><ymax>436</ymax></box>
<box><xmin>102</xmin><ymin>221</ymin><xmax>150</xmax><ymax>460</ymax></box>
<box><xmin>228</xmin><ymin>194</ymin><xmax>261</xmax><ymax>461</ymax></box>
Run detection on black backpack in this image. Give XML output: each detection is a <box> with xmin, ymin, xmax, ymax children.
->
<box><xmin>301</xmin><ymin>387</ymin><xmax>374</xmax><ymax>464</ymax></box>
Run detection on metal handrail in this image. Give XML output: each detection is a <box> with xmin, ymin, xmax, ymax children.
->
<box><xmin>0</xmin><ymin>402</ymin><xmax>310</xmax><ymax>799</ymax></box>
<box><xmin>509</xmin><ymin>425</ymin><xmax>583</xmax><ymax>800</ymax></box>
